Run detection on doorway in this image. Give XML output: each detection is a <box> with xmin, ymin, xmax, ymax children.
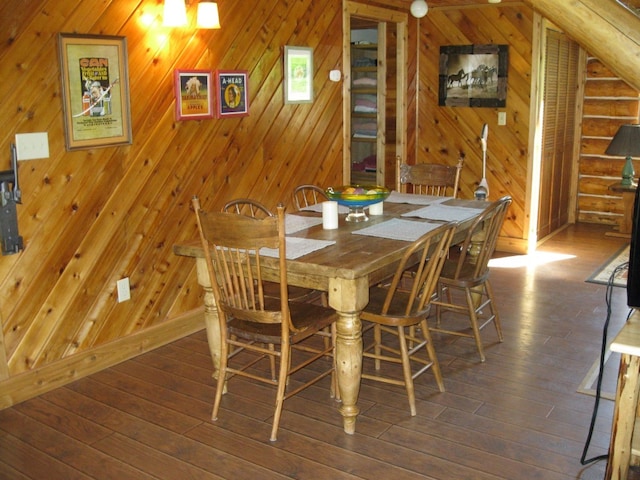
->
<box><xmin>527</xmin><ymin>16</ymin><xmax>583</xmax><ymax>251</ymax></box>
<box><xmin>342</xmin><ymin>1</ymin><xmax>408</xmax><ymax>189</ymax></box>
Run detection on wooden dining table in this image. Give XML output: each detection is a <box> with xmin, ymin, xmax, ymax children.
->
<box><xmin>173</xmin><ymin>196</ymin><xmax>488</xmax><ymax>434</ymax></box>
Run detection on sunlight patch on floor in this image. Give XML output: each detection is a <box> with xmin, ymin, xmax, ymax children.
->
<box><xmin>489</xmin><ymin>251</ymin><xmax>576</xmax><ymax>268</ymax></box>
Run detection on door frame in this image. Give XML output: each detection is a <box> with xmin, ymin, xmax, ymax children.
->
<box><xmin>527</xmin><ymin>13</ymin><xmax>585</xmax><ymax>251</ymax></box>
<box><xmin>342</xmin><ymin>1</ymin><xmax>408</xmax><ymax>186</ymax></box>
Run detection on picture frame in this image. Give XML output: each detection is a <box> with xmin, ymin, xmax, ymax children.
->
<box><xmin>174</xmin><ymin>69</ymin><xmax>214</xmax><ymax>121</ymax></box>
<box><xmin>284</xmin><ymin>46</ymin><xmax>314</xmax><ymax>104</ymax></box>
<box><xmin>438</xmin><ymin>44</ymin><xmax>509</xmax><ymax>108</ymax></box>
<box><xmin>215</xmin><ymin>70</ymin><xmax>249</xmax><ymax>118</ymax></box>
<box><xmin>58</xmin><ymin>33</ymin><xmax>132</xmax><ymax>150</ymax></box>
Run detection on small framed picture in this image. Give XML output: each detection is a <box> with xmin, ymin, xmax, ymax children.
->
<box><xmin>438</xmin><ymin>44</ymin><xmax>508</xmax><ymax>108</ymax></box>
<box><xmin>174</xmin><ymin>69</ymin><xmax>214</xmax><ymax>121</ymax></box>
<box><xmin>215</xmin><ymin>70</ymin><xmax>249</xmax><ymax>118</ymax></box>
<box><xmin>58</xmin><ymin>33</ymin><xmax>132</xmax><ymax>150</ymax></box>
<box><xmin>284</xmin><ymin>46</ymin><xmax>314</xmax><ymax>104</ymax></box>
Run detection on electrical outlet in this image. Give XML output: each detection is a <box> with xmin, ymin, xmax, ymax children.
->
<box><xmin>117</xmin><ymin>277</ymin><xmax>130</xmax><ymax>303</ymax></box>
<box><xmin>15</xmin><ymin>132</ymin><xmax>49</xmax><ymax>160</ymax></box>
<box><xmin>498</xmin><ymin>111</ymin><xmax>507</xmax><ymax>126</ymax></box>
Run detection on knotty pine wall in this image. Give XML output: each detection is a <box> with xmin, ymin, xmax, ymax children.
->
<box><xmin>418</xmin><ymin>4</ymin><xmax>532</xmax><ymax>244</ymax></box>
<box><xmin>0</xmin><ymin>0</ymin><xmax>419</xmax><ymax>407</ymax></box>
<box><xmin>2</xmin><ymin>0</ymin><xmax>631</xmax><ymax>407</ymax></box>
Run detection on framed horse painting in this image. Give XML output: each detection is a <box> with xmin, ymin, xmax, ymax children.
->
<box><xmin>438</xmin><ymin>44</ymin><xmax>508</xmax><ymax>108</ymax></box>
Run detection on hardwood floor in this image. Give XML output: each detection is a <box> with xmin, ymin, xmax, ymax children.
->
<box><xmin>0</xmin><ymin>223</ymin><xmax>635</xmax><ymax>479</ymax></box>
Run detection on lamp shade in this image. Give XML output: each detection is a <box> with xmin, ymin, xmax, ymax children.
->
<box><xmin>163</xmin><ymin>0</ymin><xmax>188</xmax><ymax>27</ymax></box>
<box><xmin>410</xmin><ymin>0</ymin><xmax>429</xmax><ymax>18</ymax></box>
<box><xmin>606</xmin><ymin>124</ymin><xmax>640</xmax><ymax>157</ymax></box>
<box><xmin>606</xmin><ymin>124</ymin><xmax>640</xmax><ymax>186</ymax></box>
<box><xmin>197</xmin><ymin>1</ymin><xmax>221</xmax><ymax>29</ymax></box>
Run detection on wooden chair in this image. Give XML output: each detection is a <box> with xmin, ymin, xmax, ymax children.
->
<box><xmin>396</xmin><ymin>157</ymin><xmax>464</xmax><ymax>197</ymax></box>
<box><xmin>429</xmin><ymin>196</ymin><xmax>512</xmax><ymax>362</ymax></box>
<box><xmin>360</xmin><ymin>221</ymin><xmax>458</xmax><ymax>416</ymax></box>
<box><xmin>292</xmin><ymin>184</ymin><xmax>328</xmax><ymax>210</ymax></box>
<box><xmin>222</xmin><ymin>198</ymin><xmax>273</xmax><ymax>218</ymax></box>
<box><xmin>193</xmin><ymin>197</ymin><xmax>338</xmax><ymax>442</ymax></box>
<box><xmin>222</xmin><ymin>198</ymin><xmax>322</xmax><ymax>302</ymax></box>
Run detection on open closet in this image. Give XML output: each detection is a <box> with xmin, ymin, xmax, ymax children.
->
<box><xmin>343</xmin><ymin>1</ymin><xmax>407</xmax><ymax>189</ymax></box>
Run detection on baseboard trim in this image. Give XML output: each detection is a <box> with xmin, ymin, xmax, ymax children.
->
<box><xmin>0</xmin><ymin>308</ymin><xmax>204</xmax><ymax>410</ymax></box>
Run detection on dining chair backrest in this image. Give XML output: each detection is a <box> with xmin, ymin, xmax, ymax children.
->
<box><xmin>193</xmin><ymin>196</ymin><xmax>337</xmax><ymax>441</ymax></box>
<box><xmin>194</xmin><ymin>198</ymin><xmax>291</xmax><ymax>332</ymax></box>
<box><xmin>292</xmin><ymin>184</ymin><xmax>329</xmax><ymax>211</ymax></box>
<box><xmin>446</xmin><ymin>195</ymin><xmax>511</xmax><ymax>282</ymax></box>
<box><xmin>396</xmin><ymin>157</ymin><xmax>464</xmax><ymax>197</ymax></box>
<box><xmin>375</xmin><ymin>222</ymin><xmax>458</xmax><ymax>322</ymax></box>
<box><xmin>222</xmin><ymin>198</ymin><xmax>273</xmax><ymax>219</ymax></box>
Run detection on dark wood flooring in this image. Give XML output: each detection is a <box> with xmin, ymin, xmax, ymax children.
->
<box><xmin>0</xmin><ymin>223</ymin><xmax>635</xmax><ymax>479</ymax></box>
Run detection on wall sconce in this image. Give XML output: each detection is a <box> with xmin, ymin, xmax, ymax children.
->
<box><xmin>163</xmin><ymin>0</ymin><xmax>188</xmax><ymax>27</ymax></box>
<box><xmin>197</xmin><ymin>1</ymin><xmax>221</xmax><ymax>29</ymax></box>
<box><xmin>410</xmin><ymin>0</ymin><xmax>429</xmax><ymax>18</ymax></box>
<box><xmin>606</xmin><ymin>124</ymin><xmax>640</xmax><ymax>186</ymax></box>
<box><xmin>163</xmin><ymin>0</ymin><xmax>221</xmax><ymax>29</ymax></box>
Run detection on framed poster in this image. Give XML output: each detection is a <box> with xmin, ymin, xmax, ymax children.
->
<box><xmin>174</xmin><ymin>70</ymin><xmax>214</xmax><ymax>121</ymax></box>
<box><xmin>215</xmin><ymin>70</ymin><xmax>249</xmax><ymax>118</ymax></box>
<box><xmin>58</xmin><ymin>33</ymin><xmax>132</xmax><ymax>150</ymax></box>
<box><xmin>438</xmin><ymin>44</ymin><xmax>508</xmax><ymax>108</ymax></box>
<box><xmin>284</xmin><ymin>46</ymin><xmax>313</xmax><ymax>104</ymax></box>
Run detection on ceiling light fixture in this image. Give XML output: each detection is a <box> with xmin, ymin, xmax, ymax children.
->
<box><xmin>410</xmin><ymin>0</ymin><xmax>429</xmax><ymax>18</ymax></box>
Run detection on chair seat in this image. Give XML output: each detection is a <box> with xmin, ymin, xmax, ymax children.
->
<box><xmin>228</xmin><ymin>300</ymin><xmax>337</xmax><ymax>344</ymax></box>
<box><xmin>365</xmin><ymin>286</ymin><xmax>430</xmax><ymax>326</ymax></box>
<box><xmin>439</xmin><ymin>260</ymin><xmax>490</xmax><ymax>288</ymax></box>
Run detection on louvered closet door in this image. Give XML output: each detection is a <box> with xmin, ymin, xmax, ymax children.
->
<box><xmin>538</xmin><ymin>29</ymin><xmax>580</xmax><ymax>239</ymax></box>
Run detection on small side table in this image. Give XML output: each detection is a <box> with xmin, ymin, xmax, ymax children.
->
<box><xmin>607</xmin><ymin>182</ymin><xmax>638</xmax><ymax>238</ymax></box>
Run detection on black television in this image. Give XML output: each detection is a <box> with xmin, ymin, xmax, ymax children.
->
<box><xmin>628</xmin><ymin>185</ymin><xmax>640</xmax><ymax>307</ymax></box>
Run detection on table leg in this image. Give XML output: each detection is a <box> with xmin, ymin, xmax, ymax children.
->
<box><xmin>620</xmin><ymin>192</ymin><xmax>635</xmax><ymax>235</ymax></box>
<box><xmin>195</xmin><ymin>258</ymin><xmax>225</xmax><ymax>392</ymax></box>
<box><xmin>605</xmin><ymin>353</ymin><xmax>640</xmax><ymax>480</ymax></box>
<box><xmin>328</xmin><ymin>276</ymin><xmax>369</xmax><ymax>434</ymax></box>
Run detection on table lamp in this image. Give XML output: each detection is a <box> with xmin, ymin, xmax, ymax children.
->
<box><xmin>606</xmin><ymin>124</ymin><xmax>640</xmax><ymax>186</ymax></box>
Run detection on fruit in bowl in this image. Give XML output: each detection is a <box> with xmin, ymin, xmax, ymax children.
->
<box><xmin>325</xmin><ymin>185</ymin><xmax>390</xmax><ymax>222</ymax></box>
<box><xmin>325</xmin><ymin>185</ymin><xmax>390</xmax><ymax>206</ymax></box>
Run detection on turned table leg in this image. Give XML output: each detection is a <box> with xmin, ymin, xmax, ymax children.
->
<box><xmin>328</xmin><ymin>276</ymin><xmax>369</xmax><ymax>434</ymax></box>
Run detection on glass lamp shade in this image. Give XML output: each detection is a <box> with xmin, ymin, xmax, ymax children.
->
<box><xmin>163</xmin><ymin>0</ymin><xmax>188</xmax><ymax>27</ymax></box>
<box><xmin>197</xmin><ymin>1</ymin><xmax>221</xmax><ymax>29</ymax></box>
<box><xmin>410</xmin><ymin>0</ymin><xmax>429</xmax><ymax>18</ymax></box>
<box><xmin>606</xmin><ymin>124</ymin><xmax>640</xmax><ymax>186</ymax></box>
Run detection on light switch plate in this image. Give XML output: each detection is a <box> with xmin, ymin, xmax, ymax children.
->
<box><xmin>117</xmin><ymin>277</ymin><xmax>131</xmax><ymax>303</ymax></box>
<box><xmin>15</xmin><ymin>132</ymin><xmax>49</xmax><ymax>160</ymax></box>
<box><xmin>498</xmin><ymin>112</ymin><xmax>507</xmax><ymax>126</ymax></box>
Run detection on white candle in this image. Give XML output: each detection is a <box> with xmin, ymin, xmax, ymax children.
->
<box><xmin>369</xmin><ymin>201</ymin><xmax>384</xmax><ymax>216</ymax></box>
<box><xmin>322</xmin><ymin>201</ymin><xmax>339</xmax><ymax>229</ymax></box>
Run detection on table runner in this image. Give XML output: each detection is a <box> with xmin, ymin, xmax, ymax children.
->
<box><xmin>300</xmin><ymin>203</ymin><xmax>350</xmax><ymax>214</ymax></box>
<box><xmin>402</xmin><ymin>204</ymin><xmax>485</xmax><ymax>222</ymax></box>
<box><xmin>352</xmin><ymin>218</ymin><xmax>443</xmax><ymax>242</ymax></box>
<box><xmin>261</xmin><ymin>237</ymin><xmax>336</xmax><ymax>260</ymax></box>
<box><xmin>285</xmin><ymin>214</ymin><xmax>323</xmax><ymax>234</ymax></box>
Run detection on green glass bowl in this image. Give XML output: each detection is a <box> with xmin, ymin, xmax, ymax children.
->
<box><xmin>325</xmin><ymin>185</ymin><xmax>390</xmax><ymax>208</ymax></box>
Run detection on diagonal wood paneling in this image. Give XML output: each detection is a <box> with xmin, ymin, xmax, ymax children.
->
<box><xmin>417</xmin><ymin>4</ymin><xmax>532</xmax><ymax>242</ymax></box>
<box><xmin>0</xmin><ymin>0</ymin><xmax>349</xmax><ymax>383</ymax></box>
<box><xmin>7</xmin><ymin>0</ymin><xmax>636</xmax><ymax>407</ymax></box>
